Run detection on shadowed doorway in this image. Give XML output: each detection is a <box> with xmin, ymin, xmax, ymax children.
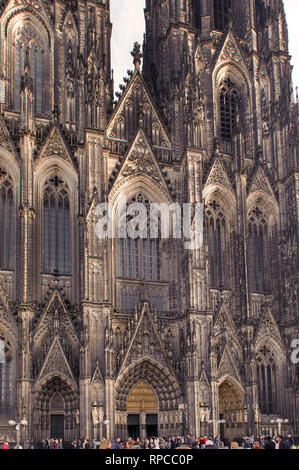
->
<box><xmin>50</xmin><ymin>392</ymin><xmax>64</xmax><ymax>439</ymax></box>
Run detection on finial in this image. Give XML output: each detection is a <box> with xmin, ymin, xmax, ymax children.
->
<box><xmin>131</xmin><ymin>42</ymin><xmax>143</xmax><ymax>71</ymax></box>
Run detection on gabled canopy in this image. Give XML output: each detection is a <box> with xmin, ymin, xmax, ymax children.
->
<box><xmin>107</xmin><ymin>69</ymin><xmax>171</xmax><ymax>148</ymax></box>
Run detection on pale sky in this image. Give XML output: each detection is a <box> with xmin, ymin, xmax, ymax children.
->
<box><xmin>111</xmin><ymin>0</ymin><xmax>299</xmax><ymax>95</ymax></box>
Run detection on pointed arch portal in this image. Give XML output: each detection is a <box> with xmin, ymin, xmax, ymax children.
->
<box><xmin>218</xmin><ymin>378</ymin><xmax>245</xmax><ymax>444</ymax></box>
<box><xmin>115</xmin><ymin>358</ymin><xmax>182</xmax><ymax>439</ymax></box>
<box><xmin>33</xmin><ymin>375</ymin><xmax>79</xmax><ymax>443</ymax></box>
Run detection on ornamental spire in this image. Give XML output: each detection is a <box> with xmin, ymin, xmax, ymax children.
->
<box><xmin>131</xmin><ymin>42</ymin><xmax>143</xmax><ymax>71</ymax></box>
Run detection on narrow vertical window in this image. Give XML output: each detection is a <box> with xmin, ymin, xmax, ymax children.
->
<box><xmin>220</xmin><ymin>79</ymin><xmax>239</xmax><ymax>153</ymax></box>
<box><xmin>206</xmin><ymin>200</ymin><xmax>229</xmax><ymax>289</ymax></box>
<box><xmin>0</xmin><ymin>336</ymin><xmax>13</xmax><ymax>417</ymax></box>
<box><xmin>43</xmin><ymin>176</ymin><xmax>70</xmax><ymax>275</ymax></box>
<box><xmin>248</xmin><ymin>207</ymin><xmax>268</xmax><ymax>293</ymax></box>
<box><xmin>256</xmin><ymin>345</ymin><xmax>277</xmax><ymax>414</ymax></box>
<box><xmin>0</xmin><ymin>170</ymin><xmax>14</xmax><ymax>269</ymax></box>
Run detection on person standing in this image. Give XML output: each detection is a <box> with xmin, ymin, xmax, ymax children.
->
<box><xmin>154</xmin><ymin>437</ymin><xmax>160</xmax><ymax>449</ymax></box>
<box><xmin>278</xmin><ymin>435</ymin><xmax>291</xmax><ymax>449</ymax></box>
<box><xmin>3</xmin><ymin>440</ymin><xmax>9</xmax><ymax>449</ymax></box>
<box><xmin>112</xmin><ymin>437</ymin><xmax>122</xmax><ymax>449</ymax></box>
<box><xmin>51</xmin><ymin>438</ymin><xmax>59</xmax><ymax>449</ymax></box>
<box><xmin>242</xmin><ymin>435</ymin><xmax>252</xmax><ymax>449</ymax></box>
<box><xmin>214</xmin><ymin>436</ymin><xmax>222</xmax><ymax>448</ymax></box>
<box><xmin>287</xmin><ymin>434</ymin><xmax>294</xmax><ymax>447</ymax></box>
<box><xmin>263</xmin><ymin>436</ymin><xmax>275</xmax><ymax>450</ymax></box>
<box><xmin>41</xmin><ymin>439</ymin><xmax>48</xmax><ymax>449</ymax></box>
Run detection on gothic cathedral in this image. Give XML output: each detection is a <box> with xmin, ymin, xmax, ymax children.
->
<box><xmin>0</xmin><ymin>0</ymin><xmax>298</xmax><ymax>444</ymax></box>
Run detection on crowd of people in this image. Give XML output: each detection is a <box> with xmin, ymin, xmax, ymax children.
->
<box><xmin>104</xmin><ymin>433</ymin><xmax>298</xmax><ymax>450</ymax></box>
<box><xmin>237</xmin><ymin>434</ymin><xmax>296</xmax><ymax>450</ymax></box>
<box><xmin>1</xmin><ymin>433</ymin><xmax>297</xmax><ymax>449</ymax></box>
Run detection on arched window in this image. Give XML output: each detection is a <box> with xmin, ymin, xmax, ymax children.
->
<box><xmin>214</xmin><ymin>0</ymin><xmax>232</xmax><ymax>31</ymax></box>
<box><xmin>119</xmin><ymin>193</ymin><xmax>161</xmax><ymax>281</ymax></box>
<box><xmin>43</xmin><ymin>176</ymin><xmax>70</xmax><ymax>275</ymax></box>
<box><xmin>0</xmin><ymin>168</ymin><xmax>14</xmax><ymax>270</ymax></box>
<box><xmin>256</xmin><ymin>345</ymin><xmax>277</xmax><ymax>414</ymax></box>
<box><xmin>220</xmin><ymin>79</ymin><xmax>239</xmax><ymax>153</ymax></box>
<box><xmin>0</xmin><ymin>333</ymin><xmax>13</xmax><ymax>417</ymax></box>
<box><xmin>248</xmin><ymin>206</ymin><xmax>268</xmax><ymax>293</ymax></box>
<box><xmin>206</xmin><ymin>199</ymin><xmax>230</xmax><ymax>288</ymax></box>
<box><xmin>12</xmin><ymin>22</ymin><xmax>48</xmax><ymax>115</ymax></box>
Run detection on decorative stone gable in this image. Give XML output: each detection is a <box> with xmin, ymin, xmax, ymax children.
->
<box><xmin>107</xmin><ymin>71</ymin><xmax>171</xmax><ymax>148</ymax></box>
<box><xmin>35</xmin><ymin>336</ymin><xmax>77</xmax><ymax>388</ymax></box>
<box><xmin>110</xmin><ymin>129</ymin><xmax>172</xmax><ymax>199</ymax></box>
<box><xmin>217</xmin><ymin>29</ymin><xmax>248</xmax><ymax>71</ymax></box>
<box><xmin>205</xmin><ymin>157</ymin><xmax>233</xmax><ymax>190</ymax></box>
<box><xmin>249</xmin><ymin>166</ymin><xmax>275</xmax><ymax>198</ymax></box>
<box><xmin>255</xmin><ymin>309</ymin><xmax>283</xmax><ymax>346</ymax></box>
<box><xmin>214</xmin><ymin>304</ymin><xmax>240</xmax><ymax>344</ymax></box>
<box><xmin>217</xmin><ymin>346</ymin><xmax>241</xmax><ymax>382</ymax></box>
<box><xmin>119</xmin><ymin>302</ymin><xmax>172</xmax><ymax>373</ymax></box>
<box><xmin>38</xmin><ymin>126</ymin><xmax>74</xmax><ymax>165</ymax></box>
<box><xmin>34</xmin><ymin>290</ymin><xmax>79</xmax><ymax>346</ymax></box>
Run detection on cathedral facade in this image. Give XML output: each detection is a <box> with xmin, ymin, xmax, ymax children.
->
<box><xmin>0</xmin><ymin>0</ymin><xmax>298</xmax><ymax>444</ymax></box>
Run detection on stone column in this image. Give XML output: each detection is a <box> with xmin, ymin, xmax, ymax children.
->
<box><xmin>79</xmin><ymin>309</ymin><xmax>91</xmax><ymax>439</ymax></box>
<box><xmin>140</xmin><ymin>411</ymin><xmax>146</xmax><ymax>439</ymax></box>
<box><xmin>105</xmin><ymin>378</ymin><xmax>115</xmax><ymax>439</ymax></box>
<box><xmin>17</xmin><ymin>306</ymin><xmax>34</xmax><ymax>443</ymax></box>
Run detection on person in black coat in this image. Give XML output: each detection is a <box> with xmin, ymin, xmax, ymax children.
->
<box><xmin>278</xmin><ymin>435</ymin><xmax>291</xmax><ymax>449</ymax></box>
<box><xmin>263</xmin><ymin>436</ymin><xmax>276</xmax><ymax>450</ymax></box>
<box><xmin>287</xmin><ymin>434</ymin><xmax>294</xmax><ymax>447</ymax></box>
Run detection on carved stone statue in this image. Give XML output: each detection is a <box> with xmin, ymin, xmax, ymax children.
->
<box><xmin>254</xmin><ymin>403</ymin><xmax>260</xmax><ymax>423</ymax></box>
<box><xmin>74</xmin><ymin>408</ymin><xmax>80</xmax><ymax>425</ymax></box>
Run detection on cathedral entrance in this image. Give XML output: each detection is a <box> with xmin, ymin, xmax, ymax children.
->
<box><xmin>115</xmin><ymin>358</ymin><xmax>182</xmax><ymax>439</ymax></box>
<box><xmin>33</xmin><ymin>376</ymin><xmax>79</xmax><ymax>444</ymax></box>
<box><xmin>50</xmin><ymin>392</ymin><xmax>65</xmax><ymax>439</ymax></box>
<box><xmin>218</xmin><ymin>379</ymin><xmax>244</xmax><ymax>445</ymax></box>
<box><xmin>126</xmin><ymin>381</ymin><xmax>158</xmax><ymax>438</ymax></box>
<box><xmin>50</xmin><ymin>415</ymin><xmax>64</xmax><ymax>439</ymax></box>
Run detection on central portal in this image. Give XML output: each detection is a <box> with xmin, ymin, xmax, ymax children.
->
<box><xmin>218</xmin><ymin>379</ymin><xmax>244</xmax><ymax>445</ymax></box>
<box><xmin>126</xmin><ymin>381</ymin><xmax>158</xmax><ymax>438</ymax></box>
